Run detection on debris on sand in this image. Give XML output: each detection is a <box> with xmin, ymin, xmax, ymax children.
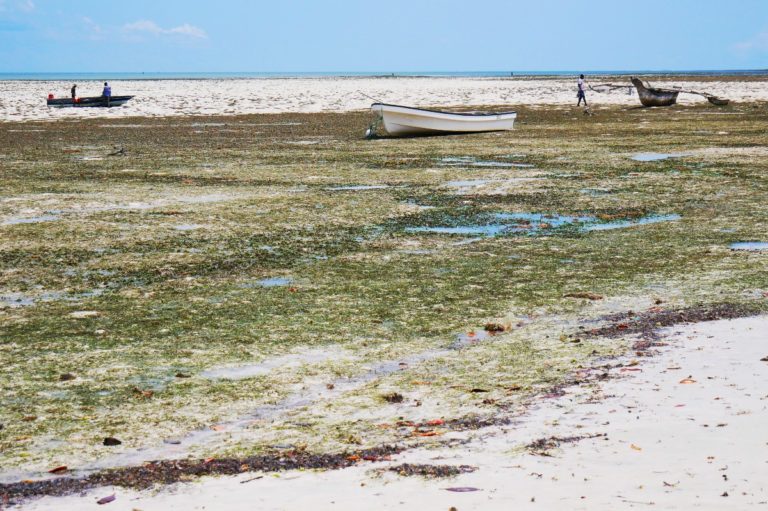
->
<box><xmin>387</xmin><ymin>464</ymin><xmax>477</xmax><ymax>479</ymax></box>
<box><xmin>381</xmin><ymin>392</ymin><xmax>405</xmax><ymax>404</ymax></box>
<box><xmin>564</xmin><ymin>292</ymin><xmax>603</xmax><ymax>301</ymax></box>
<box><xmin>0</xmin><ymin>446</ymin><xmax>405</xmax><ymax>504</ymax></box>
<box><xmin>526</xmin><ymin>434</ymin><xmax>607</xmax><ymax>457</ymax></box>
<box><xmin>588</xmin><ymin>303</ymin><xmax>765</xmax><ymax>340</ymax></box>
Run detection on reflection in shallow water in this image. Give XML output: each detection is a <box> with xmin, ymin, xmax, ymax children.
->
<box><xmin>581</xmin><ymin>214</ymin><xmax>681</xmax><ymax>232</ymax></box>
<box><xmin>730</xmin><ymin>242</ymin><xmax>768</xmax><ymax>251</ymax></box>
<box><xmin>406</xmin><ymin>211</ymin><xmax>681</xmax><ymax>238</ymax></box>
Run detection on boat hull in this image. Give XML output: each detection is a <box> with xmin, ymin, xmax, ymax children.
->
<box><xmin>371</xmin><ymin>103</ymin><xmax>517</xmax><ymax>136</ymax></box>
<box><xmin>47</xmin><ymin>96</ymin><xmax>134</xmax><ymax>108</ymax></box>
<box><xmin>631</xmin><ymin>78</ymin><xmax>678</xmax><ymax>107</ymax></box>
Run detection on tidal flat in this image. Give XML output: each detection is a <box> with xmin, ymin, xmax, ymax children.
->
<box><xmin>1</xmin><ymin>102</ymin><xmax>767</xmax><ymax>484</ymax></box>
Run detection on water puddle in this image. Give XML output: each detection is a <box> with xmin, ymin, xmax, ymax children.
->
<box><xmin>1</xmin><ymin>214</ymin><xmax>60</xmax><ymax>226</ymax></box>
<box><xmin>325</xmin><ymin>185</ymin><xmax>390</xmax><ymax>191</ymax></box>
<box><xmin>0</xmin><ymin>292</ymin><xmax>44</xmax><ymax>308</ymax></box>
<box><xmin>201</xmin><ymin>349</ymin><xmax>346</xmax><ymax>380</ymax></box>
<box><xmin>174</xmin><ymin>224</ymin><xmax>203</xmax><ymax>231</ymax></box>
<box><xmin>406</xmin><ymin>211</ymin><xmax>682</xmax><ymax>239</ymax></box>
<box><xmin>444</xmin><ymin>180</ymin><xmax>489</xmax><ymax>188</ymax></box>
<box><xmin>438</xmin><ymin>156</ymin><xmax>534</xmax><ymax>168</ymax></box>
<box><xmin>730</xmin><ymin>242</ymin><xmax>768</xmax><ymax>251</ymax></box>
<box><xmin>497</xmin><ymin>213</ymin><xmax>594</xmax><ymax>229</ymax></box>
<box><xmin>450</xmin><ymin>330</ymin><xmax>491</xmax><ymax>349</ymax></box>
<box><xmin>582</xmin><ymin>214</ymin><xmax>681</xmax><ymax>232</ymax></box>
<box><xmin>407</xmin><ymin>213</ymin><xmax>594</xmax><ymax>238</ymax></box>
<box><xmin>631</xmin><ymin>153</ymin><xmax>689</xmax><ymax>162</ymax></box>
<box><xmin>0</xmin><ymin>289</ymin><xmax>104</xmax><ymax>309</ymax></box>
<box><xmin>241</xmin><ymin>277</ymin><xmax>294</xmax><ymax>288</ymax></box>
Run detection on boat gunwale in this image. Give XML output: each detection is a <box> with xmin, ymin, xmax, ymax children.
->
<box><xmin>372</xmin><ymin>102</ymin><xmax>517</xmax><ymax>118</ymax></box>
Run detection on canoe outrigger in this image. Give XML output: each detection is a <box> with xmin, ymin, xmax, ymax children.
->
<box><xmin>590</xmin><ymin>78</ymin><xmax>730</xmax><ymax>107</ymax></box>
<box><xmin>630</xmin><ymin>78</ymin><xmax>679</xmax><ymax>107</ymax></box>
<box><xmin>630</xmin><ymin>77</ymin><xmax>730</xmax><ymax>107</ymax></box>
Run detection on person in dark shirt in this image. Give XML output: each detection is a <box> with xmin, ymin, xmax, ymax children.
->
<box><xmin>71</xmin><ymin>84</ymin><xmax>77</xmax><ymax>99</ymax></box>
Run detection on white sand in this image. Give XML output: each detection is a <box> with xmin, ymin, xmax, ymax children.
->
<box><xmin>2</xmin><ymin>77</ymin><xmax>767</xmax><ymax>122</ymax></box>
<box><xmin>22</xmin><ymin>315</ymin><xmax>768</xmax><ymax>510</ymax></box>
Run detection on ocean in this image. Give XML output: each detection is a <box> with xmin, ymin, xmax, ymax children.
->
<box><xmin>0</xmin><ymin>70</ymin><xmax>766</xmax><ymax>81</ymax></box>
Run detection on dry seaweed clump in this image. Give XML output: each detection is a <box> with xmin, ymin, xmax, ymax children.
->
<box><xmin>386</xmin><ymin>463</ymin><xmax>477</xmax><ymax>479</ymax></box>
<box><xmin>0</xmin><ymin>446</ymin><xmax>404</xmax><ymax>503</ymax></box>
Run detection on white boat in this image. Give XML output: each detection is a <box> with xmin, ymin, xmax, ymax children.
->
<box><xmin>370</xmin><ymin>103</ymin><xmax>517</xmax><ymax>136</ymax></box>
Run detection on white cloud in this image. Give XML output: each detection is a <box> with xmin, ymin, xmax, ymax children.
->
<box><xmin>123</xmin><ymin>19</ymin><xmax>207</xmax><ymax>39</ymax></box>
<box><xmin>0</xmin><ymin>0</ymin><xmax>35</xmax><ymax>12</ymax></box>
<box><xmin>167</xmin><ymin>23</ymin><xmax>206</xmax><ymax>39</ymax></box>
<box><xmin>81</xmin><ymin>16</ymin><xmax>104</xmax><ymax>40</ymax></box>
<box><xmin>734</xmin><ymin>29</ymin><xmax>768</xmax><ymax>53</ymax></box>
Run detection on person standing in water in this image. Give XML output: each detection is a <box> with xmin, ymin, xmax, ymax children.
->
<box><xmin>577</xmin><ymin>74</ymin><xmax>588</xmax><ymax>107</ymax></box>
<box><xmin>71</xmin><ymin>84</ymin><xmax>77</xmax><ymax>99</ymax></box>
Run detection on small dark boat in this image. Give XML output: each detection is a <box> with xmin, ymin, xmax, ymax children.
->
<box><xmin>46</xmin><ymin>96</ymin><xmax>134</xmax><ymax>108</ymax></box>
<box><xmin>631</xmin><ymin>78</ymin><xmax>679</xmax><ymax>107</ymax></box>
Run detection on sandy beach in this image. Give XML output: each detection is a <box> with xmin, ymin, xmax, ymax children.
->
<box><xmin>2</xmin><ymin>76</ymin><xmax>768</xmax><ymax>122</ymax></box>
<box><xmin>20</xmin><ymin>315</ymin><xmax>768</xmax><ymax>510</ymax></box>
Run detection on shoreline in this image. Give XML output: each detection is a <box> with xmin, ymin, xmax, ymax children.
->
<box><xmin>12</xmin><ymin>312</ymin><xmax>768</xmax><ymax>509</ymax></box>
<box><xmin>2</xmin><ymin>302</ymin><xmax>764</xmax><ymax>504</ymax></box>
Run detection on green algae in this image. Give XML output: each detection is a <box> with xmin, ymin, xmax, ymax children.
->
<box><xmin>1</xmin><ymin>103</ymin><xmax>767</xmax><ymax>473</ymax></box>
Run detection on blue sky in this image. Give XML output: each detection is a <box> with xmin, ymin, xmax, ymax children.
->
<box><xmin>1</xmin><ymin>0</ymin><xmax>767</xmax><ymax>72</ymax></box>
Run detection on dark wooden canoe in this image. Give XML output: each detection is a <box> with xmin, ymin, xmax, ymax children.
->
<box><xmin>630</xmin><ymin>78</ymin><xmax>678</xmax><ymax>107</ymax></box>
<box><xmin>47</xmin><ymin>96</ymin><xmax>134</xmax><ymax>108</ymax></box>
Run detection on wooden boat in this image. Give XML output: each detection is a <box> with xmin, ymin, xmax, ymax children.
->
<box><xmin>370</xmin><ymin>103</ymin><xmax>517</xmax><ymax>136</ymax></box>
<box><xmin>631</xmin><ymin>78</ymin><xmax>679</xmax><ymax>107</ymax></box>
<box><xmin>46</xmin><ymin>96</ymin><xmax>134</xmax><ymax>108</ymax></box>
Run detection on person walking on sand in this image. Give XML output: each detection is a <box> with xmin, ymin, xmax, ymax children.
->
<box><xmin>71</xmin><ymin>84</ymin><xmax>77</xmax><ymax>99</ymax></box>
<box><xmin>577</xmin><ymin>74</ymin><xmax>588</xmax><ymax>107</ymax></box>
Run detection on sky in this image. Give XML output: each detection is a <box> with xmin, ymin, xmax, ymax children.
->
<box><xmin>0</xmin><ymin>0</ymin><xmax>767</xmax><ymax>73</ymax></box>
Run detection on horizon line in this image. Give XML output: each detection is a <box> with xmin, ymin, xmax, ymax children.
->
<box><xmin>1</xmin><ymin>68</ymin><xmax>767</xmax><ymax>75</ymax></box>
